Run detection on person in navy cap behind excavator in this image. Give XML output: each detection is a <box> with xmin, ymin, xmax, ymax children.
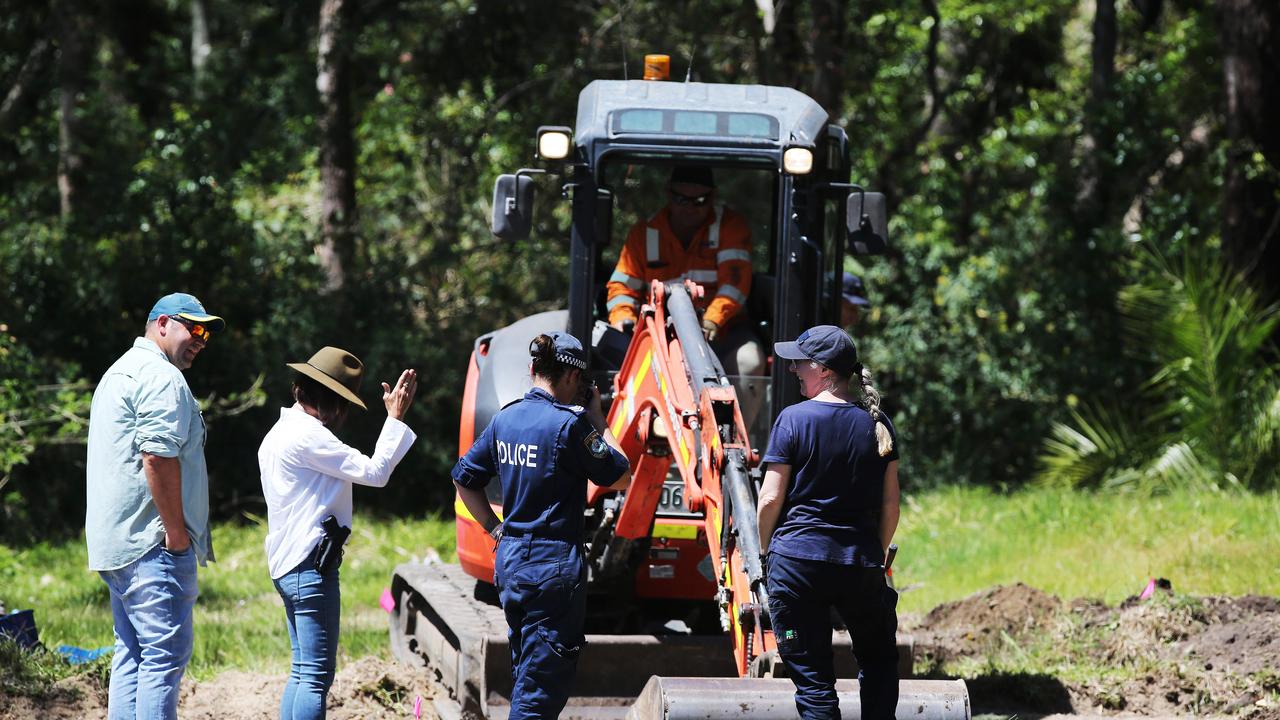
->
<box><xmin>452</xmin><ymin>331</ymin><xmax>631</xmax><ymax>719</ymax></box>
<box><xmin>757</xmin><ymin>324</ymin><xmax>900</xmax><ymax>720</ymax></box>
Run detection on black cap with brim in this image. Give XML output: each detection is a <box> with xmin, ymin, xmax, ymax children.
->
<box><xmin>669</xmin><ymin>165</ymin><xmax>715</xmax><ymax>188</ymax></box>
<box><xmin>772</xmin><ymin>341</ymin><xmax>811</xmax><ymax>361</ymax></box>
<box><xmin>775</xmin><ymin>325</ymin><xmax>860</xmax><ymax>377</ymax></box>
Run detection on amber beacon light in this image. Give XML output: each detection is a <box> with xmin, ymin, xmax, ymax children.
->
<box><xmin>643</xmin><ymin>54</ymin><xmax>670</xmax><ymax>81</ymax></box>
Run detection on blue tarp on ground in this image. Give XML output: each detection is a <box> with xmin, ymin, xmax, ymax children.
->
<box><xmin>55</xmin><ymin>645</ymin><xmax>114</xmax><ymax>664</ymax></box>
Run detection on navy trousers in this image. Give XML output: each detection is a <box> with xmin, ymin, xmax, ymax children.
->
<box><xmin>495</xmin><ymin>536</ymin><xmax>587</xmax><ymax>720</ymax></box>
<box><xmin>765</xmin><ymin>552</ymin><xmax>899</xmax><ymax>720</ymax></box>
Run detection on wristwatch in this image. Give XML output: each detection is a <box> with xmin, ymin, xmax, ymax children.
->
<box><xmin>489</xmin><ymin>525</ymin><xmax>503</xmax><ymax>543</ymax></box>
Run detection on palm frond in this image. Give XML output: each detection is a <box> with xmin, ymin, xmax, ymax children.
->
<box><xmin>1036</xmin><ymin>404</ymin><xmax>1146</xmax><ymax>488</ymax></box>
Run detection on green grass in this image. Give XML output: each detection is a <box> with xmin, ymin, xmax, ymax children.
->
<box><xmin>893</xmin><ymin>485</ymin><xmax>1280</xmax><ymax>613</ymax></box>
<box><xmin>1</xmin><ymin>487</ymin><xmax>1277</xmax><ymax>685</ymax></box>
<box><xmin>0</xmin><ymin>511</ymin><xmax>455</xmax><ymax>681</ymax></box>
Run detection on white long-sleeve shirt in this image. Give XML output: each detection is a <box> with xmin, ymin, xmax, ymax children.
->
<box><xmin>258</xmin><ymin>404</ymin><xmax>416</xmax><ymax>578</ymax></box>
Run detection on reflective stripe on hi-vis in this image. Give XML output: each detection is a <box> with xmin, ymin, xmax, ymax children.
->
<box><xmin>610</xmin><ymin>270</ymin><xmax>645</xmax><ymax>290</ymax></box>
<box><xmin>716</xmin><ymin>249</ymin><xmax>751</xmax><ymax>264</ymax></box>
<box><xmin>716</xmin><ymin>284</ymin><xmax>747</xmax><ymax>304</ymax></box>
<box><xmin>685</xmin><ymin>269</ymin><xmax>718</xmax><ymax>283</ymax></box>
<box><xmin>707</xmin><ymin>206</ymin><xmax>724</xmax><ymax>248</ymax></box>
<box><xmin>646</xmin><ymin>227</ymin><xmax>661</xmax><ymax>263</ymax></box>
<box><xmin>607</xmin><ymin>295</ymin><xmax>638</xmax><ymax>310</ymax></box>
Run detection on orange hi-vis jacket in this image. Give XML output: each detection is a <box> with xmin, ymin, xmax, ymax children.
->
<box><xmin>606</xmin><ymin>205</ymin><xmax>753</xmax><ymax>329</ymax></box>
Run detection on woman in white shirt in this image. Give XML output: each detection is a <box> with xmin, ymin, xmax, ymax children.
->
<box><xmin>258</xmin><ymin>346</ymin><xmax>417</xmax><ymax>720</ymax></box>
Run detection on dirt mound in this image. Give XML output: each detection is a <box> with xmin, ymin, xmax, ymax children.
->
<box><xmin>910</xmin><ymin>587</ymin><xmax>1280</xmax><ymax>718</ymax></box>
<box><xmin>909</xmin><ymin>582</ymin><xmax>1063</xmax><ymax>661</ymax></box>
<box><xmin>0</xmin><ymin>656</ymin><xmax>439</xmax><ymax>720</ymax></box>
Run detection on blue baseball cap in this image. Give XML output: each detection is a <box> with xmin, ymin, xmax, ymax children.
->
<box><xmin>774</xmin><ymin>325</ymin><xmax>859</xmax><ymax>377</ymax></box>
<box><xmin>530</xmin><ymin>331</ymin><xmax>588</xmax><ymax>370</ymax></box>
<box><xmin>147</xmin><ymin>293</ymin><xmax>226</xmax><ymax>333</ymax></box>
<box><xmin>842</xmin><ymin>272</ymin><xmax>871</xmax><ymax>307</ymax></box>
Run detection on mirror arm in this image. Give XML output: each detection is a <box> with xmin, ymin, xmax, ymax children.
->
<box><xmin>508</xmin><ymin>168</ymin><xmax>548</xmax><ymax>214</ymax></box>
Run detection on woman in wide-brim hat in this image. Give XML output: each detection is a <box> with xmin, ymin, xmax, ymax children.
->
<box><xmin>257</xmin><ymin>346</ymin><xmax>418</xmax><ymax>720</ymax></box>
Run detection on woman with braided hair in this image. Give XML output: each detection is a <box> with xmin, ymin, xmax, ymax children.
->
<box><xmin>757</xmin><ymin>325</ymin><xmax>901</xmax><ymax>720</ymax></box>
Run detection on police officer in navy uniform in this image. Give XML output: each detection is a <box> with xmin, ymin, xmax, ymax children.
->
<box><xmin>453</xmin><ymin>331</ymin><xmax>631</xmax><ymax>720</ymax></box>
<box><xmin>756</xmin><ymin>325</ymin><xmax>901</xmax><ymax>720</ymax></box>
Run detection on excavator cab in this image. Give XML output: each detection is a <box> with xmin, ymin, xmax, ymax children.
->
<box><xmin>391</xmin><ymin>70</ymin><xmax>969</xmax><ymax>720</ymax></box>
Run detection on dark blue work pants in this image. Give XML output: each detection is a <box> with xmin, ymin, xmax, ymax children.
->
<box><xmin>495</xmin><ymin>536</ymin><xmax>587</xmax><ymax>720</ymax></box>
<box><xmin>766</xmin><ymin>552</ymin><xmax>899</xmax><ymax>720</ymax></box>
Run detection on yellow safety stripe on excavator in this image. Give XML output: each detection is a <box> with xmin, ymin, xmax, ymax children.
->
<box><xmin>454</xmin><ymin>497</ymin><xmax>503</xmax><ymax>522</ymax></box>
<box><xmin>652</xmin><ymin>522</ymin><xmax>698</xmax><ymax>540</ymax></box>
<box><xmin>611</xmin><ymin>350</ymin><xmax>653</xmax><ymax>438</ymax></box>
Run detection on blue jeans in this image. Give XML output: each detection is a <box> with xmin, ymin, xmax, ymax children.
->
<box><xmin>766</xmin><ymin>552</ymin><xmax>899</xmax><ymax>720</ymax></box>
<box><xmin>495</xmin><ymin>535</ymin><xmax>587</xmax><ymax>720</ymax></box>
<box><xmin>99</xmin><ymin>543</ymin><xmax>199</xmax><ymax>720</ymax></box>
<box><xmin>273</xmin><ymin>551</ymin><xmax>341</xmax><ymax>720</ymax></box>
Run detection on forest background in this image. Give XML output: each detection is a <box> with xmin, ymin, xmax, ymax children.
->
<box><xmin>2</xmin><ymin>0</ymin><xmax>1278</xmax><ymax>545</ymax></box>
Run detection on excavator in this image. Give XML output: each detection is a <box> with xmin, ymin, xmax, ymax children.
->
<box><xmin>390</xmin><ymin>56</ymin><xmax>971</xmax><ymax>720</ymax></box>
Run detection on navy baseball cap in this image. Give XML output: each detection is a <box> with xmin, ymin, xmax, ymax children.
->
<box><xmin>842</xmin><ymin>272</ymin><xmax>871</xmax><ymax>307</ymax></box>
<box><xmin>530</xmin><ymin>331</ymin><xmax>588</xmax><ymax>370</ymax></box>
<box><xmin>774</xmin><ymin>325</ymin><xmax>859</xmax><ymax>377</ymax></box>
<box><xmin>147</xmin><ymin>292</ymin><xmax>226</xmax><ymax>333</ymax></box>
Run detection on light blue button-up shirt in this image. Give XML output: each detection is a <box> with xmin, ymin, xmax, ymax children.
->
<box><xmin>86</xmin><ymin>338</ymin><xmax>214</xmax><ymax>570</ymax></box>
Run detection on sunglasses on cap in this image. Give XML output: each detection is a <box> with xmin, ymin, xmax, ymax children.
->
<box><xmin>669</xmin><ymin>190</ymin><xmax>712</xmax><ymax>207</ymax></box>
<box><xmin>171</xmin><ymin>316</ymin><xmax>212</xmax><ymax>342</ymax></box>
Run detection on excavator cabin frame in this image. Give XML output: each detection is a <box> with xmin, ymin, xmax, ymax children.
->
<box><xmin>390</xmin><ymin>74</ymin><xmax>970</xmax><ymax>720</ymax></box>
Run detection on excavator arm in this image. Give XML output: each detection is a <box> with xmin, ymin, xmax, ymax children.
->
<box><xmin>591</xmin><ymin>280</ymin><xmax>776</xmax><ymax>677</ymax></box>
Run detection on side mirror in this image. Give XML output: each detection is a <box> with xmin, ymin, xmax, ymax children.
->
<box><xmin>491</xmin><ymin>173</ymin><xmax>537</xmax><ymax>240</ymax></box>
<box><xmin>846</xmin><ymin>191</ymin><xmax>889</xmax><ymax>256</ymax></box>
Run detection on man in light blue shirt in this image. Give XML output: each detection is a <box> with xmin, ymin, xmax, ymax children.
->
<box><xmin>86</xmin><ymin>292</ymin><xmax>225</xmax><ymax>720</ymax></box>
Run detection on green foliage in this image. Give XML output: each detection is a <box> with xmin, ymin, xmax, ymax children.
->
<box><xmin>0</xmin><ymin>512</ymin><xmax>454</xmax><ymax>679</ymax></box>
<box><xmin>0</xmin><ymin>636</ymin><xmax>109</xmax><ymax>700</ymax></box>
<box><xmin>1038</xmin><ymin>244</ymin><xmax>1280</xmax><ymax>491</ymax></box>
<box><xmin>0</xmin><ymin>0</ymin><xmax>1265</xmax><ymax>536</ymax></box>
<box><xmin>895</xmin><ymin>485</ymin><xmax>1280</xmax><ymax>613</ymax></box>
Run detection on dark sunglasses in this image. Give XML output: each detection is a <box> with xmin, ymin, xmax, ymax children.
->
<box><xmin>171</xmin><ymin>317</ymin><xmax>212</xmax><ymax>342</ymax></box>
<box><xmin>669</xmin><ymin>190</ymin><xmax>712</xmax><ymax>207</ymax></box>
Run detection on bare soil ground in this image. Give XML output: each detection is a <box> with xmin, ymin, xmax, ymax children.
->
<box><xmin>0</xmin><ymin>655</ymin><xmax>441</xmax><ymax>719</ymax></box>
<box><xmin>4</xmin><ymin>585</ymin><xmax>1277</xmax><ymax>719</ymax></box>
<box><xmin>904</xmin><ymin>584</ymin><xmax>1280</xmax><ymax>719</ymax></box>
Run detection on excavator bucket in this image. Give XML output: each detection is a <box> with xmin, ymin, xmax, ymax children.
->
<box><xmin>627</xmin><ymin>677</ymin><xmax>971</xmax><ymax>720</ymax></box>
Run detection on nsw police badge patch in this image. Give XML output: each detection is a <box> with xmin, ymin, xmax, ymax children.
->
<box><xmin>584</xmin><ymin>430</ymin><xmax>609</xmax><ymax>458</ymax></box>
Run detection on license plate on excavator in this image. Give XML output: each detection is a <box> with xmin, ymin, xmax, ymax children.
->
<box><xmin>657</xmin><ymin>479</ymin><xmax>697</xmax><ymax>516</ymax></box>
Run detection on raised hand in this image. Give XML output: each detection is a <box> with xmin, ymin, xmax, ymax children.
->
<box><xmin>382</xmin><ymin>368</ymin><xmax>418</xmax><ymax>420</ymax></box>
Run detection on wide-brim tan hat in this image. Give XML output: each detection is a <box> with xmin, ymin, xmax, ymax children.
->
<box><xmin>287</xmin><ymin>346</ymin><xmax>367</xmax><ymax>410</ymax></box>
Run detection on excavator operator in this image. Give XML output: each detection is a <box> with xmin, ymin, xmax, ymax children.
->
<box><xmin>606</xmin><ymin>165</ymin><xmax>766</xmax><ymax>379</ymax></box>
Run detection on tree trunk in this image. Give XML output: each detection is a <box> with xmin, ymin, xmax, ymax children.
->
<box><xmin>1074</xmin><ymin>0</ymin><xmax>1116</xmax><ymax>236</ymax></box>
<box><xmin>807</xmin><ymin>0</ymin><xmax>846</xmax><ymax>122</ymax></box>
<box><xmin>0</xmin><ymin>38</ymin><xmax>51</xmax><ymax>132</ymax></box>
<box><xmin>191</xmin><ymin>0</ymin><xmax>211</xmax><ymax>91</ymax></box>
<box><xmin>1220</xmin><ymin>0</ymin><xmax>1280</xmax><ymax>297</ymax></box>
<box><xmin>316</xmin><ymin>0</ymin><xmax>356</xmax><ymax>293</ymax></box>
<box><xmin>54</xmin><ymin>0</ymin><xmax>91</xmax><ymax>223</ymax></box>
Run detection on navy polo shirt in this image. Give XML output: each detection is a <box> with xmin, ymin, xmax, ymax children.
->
<box><xmin>762</xmin><ymin>399</ymin><xmax>899</xmax><ymax>568</ymax></box>
<box><xmin>452</xmin><ymin>388</ymin><xmax>628</xmax><ymax>541</ymax></box>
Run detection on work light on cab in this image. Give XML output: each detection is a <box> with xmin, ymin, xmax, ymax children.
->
<box><xmin>783</xmin><ymin>146</ymin><xmax>814</xmax><ymax>175</ymax></box>
<box><xmin>536</xmin><ymin>126</ymin><xmax>573</xmax><ymax>161</ymax></box>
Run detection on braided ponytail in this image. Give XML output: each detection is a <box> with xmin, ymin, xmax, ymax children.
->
<box><xmin>859</xmin><ymin>365</ymin><xmax>894</xmax><ymax>457</ymax></box>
